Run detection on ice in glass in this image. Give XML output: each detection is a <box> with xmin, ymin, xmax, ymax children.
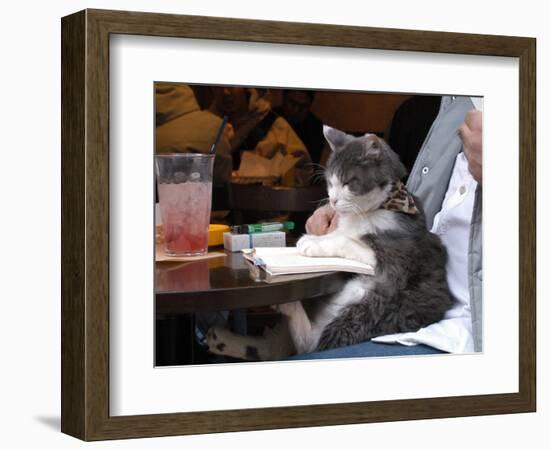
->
<box><xmin>155</xmin><ymin>154</ymin><xmax>214</xmax><ymax>256</ymax></box>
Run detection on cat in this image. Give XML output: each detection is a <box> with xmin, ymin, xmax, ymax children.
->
<box><xmin>206</xmin><ymin>126</ymin><xmax>454</xmax><ymax>360</ymax></box>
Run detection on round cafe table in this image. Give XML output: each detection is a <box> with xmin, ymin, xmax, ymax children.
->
<box><xmin>155</xmin><ymin>248</ymin><xmax>350</xmax><ymax>315</ymax></box>
<box><xmin>155</xmin><ymin>247</ymin><xmax>350</xmax><ymax>366</ymax></box>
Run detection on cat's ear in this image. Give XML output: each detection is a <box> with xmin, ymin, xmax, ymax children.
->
<box><xmin>362</xmin><ymin>135</ymin><xmax>382</xmax><ymax>162</ymax></box>
<box><xmin>323</xmin><ymin>125</ymin><xmax>354</xmax><ymax>152</ymax></box>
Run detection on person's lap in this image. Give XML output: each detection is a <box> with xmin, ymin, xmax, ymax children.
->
<box><xmin>288</xmin><ymin>340</ymin><xmax>444</xmax><ymax>360</ymax></box>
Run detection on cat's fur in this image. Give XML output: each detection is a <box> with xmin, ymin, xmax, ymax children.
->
<box><xmin>206</xmin><ymin>127</ymin><xmax>454</xmax><ymax>360</ymax></box>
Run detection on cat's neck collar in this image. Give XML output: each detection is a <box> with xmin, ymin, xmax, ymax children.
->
<box><xmin>380</xmin><ymin>180</ymin><xmax>420</xmax><ymax>215</ymax></box>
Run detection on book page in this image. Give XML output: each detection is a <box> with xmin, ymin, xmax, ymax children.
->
<box><xmin>243</xmin><ymin>247</ymin><xmax>374</xmax><ymax>275</ymax></box>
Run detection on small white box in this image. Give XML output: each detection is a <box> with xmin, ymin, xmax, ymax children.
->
<box><xmin>223</xmin><ymin>232</ymin><xmax>250</xmax><ymax>252</ymax></box>
<box><xmin>223</xmin><ymin>231</ymin><xmax>286</xmax><ymax>252</ymax></box>
<box><xmin>251</xmin><ymin>231</ymin><xmax>286</xmax><ymax>248</ymax></box>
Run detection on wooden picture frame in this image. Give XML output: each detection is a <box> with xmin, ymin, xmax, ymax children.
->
<box><xmin>61</xmin><ymin>8</ymin><xmax>536</xmax><ymax>441</ymax></box>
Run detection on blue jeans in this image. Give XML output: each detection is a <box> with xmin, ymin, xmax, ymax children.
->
<box><xmin>288</xmin><ymin>341</ymin><xmax>444</xmax><ymax>360</ymax></box>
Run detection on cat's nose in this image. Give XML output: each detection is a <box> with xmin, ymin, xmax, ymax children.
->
<box><xmin>330</xmin><ymin>199</ymin><xmax>338</xmax><ymax>208</ymax></box>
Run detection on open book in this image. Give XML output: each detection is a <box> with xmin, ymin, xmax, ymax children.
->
<box><xmin>242</xmin><ymin>247</ymin><xmax>374</xmax><ymax>282</ymax></box>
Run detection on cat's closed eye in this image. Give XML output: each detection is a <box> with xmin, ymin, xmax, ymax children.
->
<box><xmin>343</xmin><ymin>177</ymin><xmax>359</xmax><ymax>188</ymax></box>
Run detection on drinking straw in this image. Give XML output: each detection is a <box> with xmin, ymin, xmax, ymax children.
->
<box><xmin>210</xmin><ymin>115</ymin><xmax>228</xmax><ymax>155</ymax></box>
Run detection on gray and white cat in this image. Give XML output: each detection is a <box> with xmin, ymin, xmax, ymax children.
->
<box><xmin>206</xmin><ymin>127</ymin><xmax>454</xmax><ymax>360</ymax></box>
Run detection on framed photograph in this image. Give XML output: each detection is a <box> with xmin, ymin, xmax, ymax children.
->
<box><xmin>61</xmin><ymin>9</ymin><xmax>536</xmax><ymax>440</ymax></box>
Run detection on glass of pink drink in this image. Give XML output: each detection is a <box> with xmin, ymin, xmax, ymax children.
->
<box><xmin>155</xmin><ymin>154</ymin><xmax>214</xmax><ymax>256</ymax></box>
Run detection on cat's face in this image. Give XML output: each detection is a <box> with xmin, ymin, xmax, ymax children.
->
<box><xmin>324</xmin><ymin>126</ymin><xmax>406</xmax><ymax>215</ymax></box>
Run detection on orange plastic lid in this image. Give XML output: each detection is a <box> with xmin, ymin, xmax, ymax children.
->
<box><xmin>208</xmin><ymin>224</ymin><xmax>230</xmax><ymax>247</ymax></box>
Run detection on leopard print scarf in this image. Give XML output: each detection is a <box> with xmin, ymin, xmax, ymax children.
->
<box><xmin>380</xmin><ymin>180</ymin><xmax>420</xmax><ymax>215</ymax></box>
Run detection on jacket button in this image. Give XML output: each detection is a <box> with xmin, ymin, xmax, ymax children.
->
<box><xmin>422</xmin><ymin>166</ymin><xmax>429</xmax><ymax>175</ymax></box>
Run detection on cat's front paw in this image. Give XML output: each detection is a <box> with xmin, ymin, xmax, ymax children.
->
<box><xmin>271</xmin><ymin>301</ymin><xmax>300</xmax><ymax>317</ymax></box>
<box><xmin>296</xmin><ymin>235</ymin><xmax>326</xmax><ymax>257</ymax></box>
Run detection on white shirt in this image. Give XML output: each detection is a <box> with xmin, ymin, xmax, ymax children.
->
<box><xmin>372</xmin><ymin>152</ymin><xmax>477</xmax><ymax>352</ymax></box>
<box><xmin>372</xmin><ymin>97</ymin><xmax>482</xmax><ymax>353</ymax></box>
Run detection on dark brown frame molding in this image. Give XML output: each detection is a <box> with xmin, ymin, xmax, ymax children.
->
<box><xmin>61</xmin><ymin>9</ymin><xmax>536</xmax><ymax>441</ymax></box>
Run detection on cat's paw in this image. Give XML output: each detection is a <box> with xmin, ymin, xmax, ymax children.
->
<box><xmin>206</xmin><ymin>326</ymin><xmax>231</xmax><ymax>356</ymax></box>
<box><xmin>271</xmin><ymin>301</ymin><xmax>300</xmax><ymax>317</ymax></box>
<box><xmin>296</xmin><ymin>235</ymin><xmax>326</xmax><ymax>257</ymax></box>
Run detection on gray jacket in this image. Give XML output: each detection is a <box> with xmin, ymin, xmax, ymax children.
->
<box><xmin>406</xmin><ymin>96</ymin><xmax>482</xmax><ymax>352</ymax></box>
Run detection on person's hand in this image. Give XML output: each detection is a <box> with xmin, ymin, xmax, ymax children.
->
<box><xmin>305</xmin><ymin>205</ymin><xmax>338</xmax><ymax>235</ymax></box>
<box><xmin>223</xmin><ymin>122</ymin><xmax>235</xmax><ymax>142</ymax></box>
<box><xmin>459</xmin><ymin>109</ymin><xmax>482</xmax><ymax>184</ymax></box>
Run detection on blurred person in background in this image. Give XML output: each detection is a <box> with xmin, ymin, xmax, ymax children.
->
<box><xmin>274</xmin><ymin>89</ymin><xmax>326</xmax><ymax>166</ymax></box>
<box><xmin>209</xmin><ymin>86</ymin><xmax>313</xmax><ymax>187</ymax></box>
<box><xmin>155</xmin><ymin>82</ymin><xmax>233</xmax><ymax>186</ymax></box>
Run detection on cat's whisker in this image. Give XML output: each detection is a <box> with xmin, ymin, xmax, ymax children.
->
<box><xmin>308</xmin><ymin>174</ymin><xmax>327</xmax><ymax>185</ymax></box>
<box><xmin>304</xmin><ymin>162</ymin><xmax>326</xmax><ymax>170</ymax></box>
<box><xmin>312</xmin><ymin>173</ymin><xmax>326</xmax><ymax>180</ymax></box>
<box><xmin>350</xmin><ymin>203</ymin><xmax>366</xmax><ymax>218</ymax></box>
<box><xmin>311</xmin><ymin>197</ymin><xmax>330</xmax><ymax>207</ymax></box>
<box><xmin>349</xmin><ymin>206</ymin><xmax>361</xmax><ymax>219</ymax></box>
<box><xmin>308</xmin><ymin>172</ymin><xmax>328</xmax><ymax>185</ymax></box>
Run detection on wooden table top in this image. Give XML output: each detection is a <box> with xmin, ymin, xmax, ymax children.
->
<box><xmin>155</xmin><ymin>248</ymin><xmax>350</xmax><ymax>315</ymax></box>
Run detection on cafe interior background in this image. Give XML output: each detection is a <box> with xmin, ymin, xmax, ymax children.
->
<box><xmin>154</xmin><ymin>83</ymin><xmax>441</xmax><ymax>366</ymax></box>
